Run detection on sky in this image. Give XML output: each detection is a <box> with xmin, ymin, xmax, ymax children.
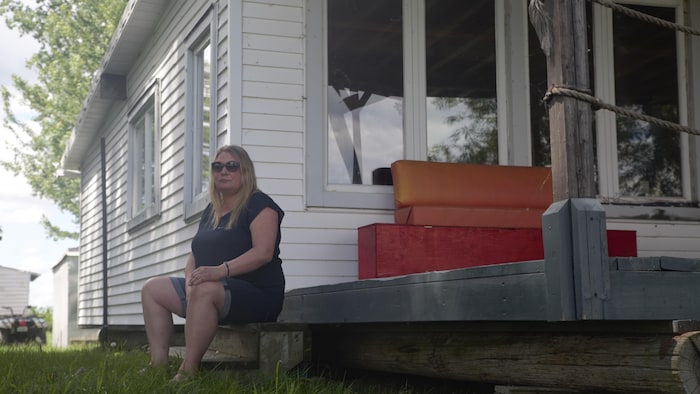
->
<box><xmin>0</xmin><ymin>14</ymin><xmax>79</xmax><ymax>308</ymax></box>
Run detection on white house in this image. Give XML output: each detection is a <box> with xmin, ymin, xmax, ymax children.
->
<box><xmin>60</xmin><ymin>0</ymin><xmax>700</xmax><ymax>328</ymax></box>
<box><xmin>52</xmin><ymin>248</ymin><xmax>100</xmax><ymax>347</ymax></box>
<box><xmin>0</xmin><ymin>265</ymin><xmax>38</xmax><ymax>317</ymax></box>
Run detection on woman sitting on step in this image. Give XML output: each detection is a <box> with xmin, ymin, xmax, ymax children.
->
<box><xmin>140</xmin><ymin>144</ymin><xmax>285</xmax><ymax>381</ymax></box>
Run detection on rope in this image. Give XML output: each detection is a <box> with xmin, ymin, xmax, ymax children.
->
<box><xmin>543</xmin><ymin>86</ymin><xmax>700</xmax><ymax>137</ymax></box>
<box><xmin>589</xmin><ymin>0</ymin><xmax>700</xmax><ymax>36</ymax></box>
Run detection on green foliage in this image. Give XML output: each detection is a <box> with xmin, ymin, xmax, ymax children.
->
<box><xmin>29</xmin><ymin>306</ymin><xmax>52</xmax><ymax>332</ymax></box>
<box><xmin>0</xmin><ymin>0</ymin><xmax>128</xmax><ymax>240</ymax></box>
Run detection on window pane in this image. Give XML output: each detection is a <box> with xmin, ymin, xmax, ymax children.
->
<box><xmin>147</xmin><ymin>107</ymin><xmax>157</xmax><ymax>207</ymax></box>
<box><xmin>426</xmin><ymin>0</ymin><xmax>497</xmax><ymax>164</ymax></box>
<box><xmin>528</xmin><ymin>13</ymin><xmax>550</xmax><ymax>167</ymax></box>
<box><xmin>198</xmin><ymin>43</ymin><xmax>212</xmax><ymax>195</ymax></box>
<box><xmin>327</xmin><ymin>0</ymin><xmax>403</xmax><ymax>185</ymax></box>
<box><xmin>134</xmin><ymin>116</ymin><xmax>147</xmax><ymax>214</ymax></box>
<box><xmin>614</xmin><ymin>6</ymin><xmax>680</xmax><ymax>197</ymax></box>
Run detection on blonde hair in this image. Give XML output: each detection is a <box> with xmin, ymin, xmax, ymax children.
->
<box><xmin>208</xmin><ymin>145</ymin><xmax>259</xmax><ymax>229</ymax></box>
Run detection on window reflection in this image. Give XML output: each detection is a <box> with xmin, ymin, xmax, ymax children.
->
<box><xmin>426</xmin><ymin>0</ymin><xmax>497</xmax><ymax>164</ymax></box>
<box><xmin>326</xmin><ymin>0</ymin><xmax>403</xmax><ymax>185</ymax></box>
<box><xmin>199</xmin><ymin>43</ymin><xmax>211</xmax><ymax>195</ymax></box>
<box><xmin>613</xmin><ymin>5</ymin><xmax>680</xmax><ymax>197</ymax></box>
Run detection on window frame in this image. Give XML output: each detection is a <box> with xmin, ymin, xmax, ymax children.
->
<box><xmin>306</xmin><ymin>0</ymin><xmax>700</xmax><ymax>218</ymax></box>
<box><xmin>126</xmin><ymin>79</ymin><xmax>162</xmax><ymax>231</ymax></box>
<box><xmin>592</xmin><ymin>0</ymin><xmax>691</xmax><ymax>204</ymax></box>
<box><xmin>306</xmin><ymin>0</ymin><xmax>523</xmax><ymax>210</ymax></box>
<box><xmin>184</xmin><ymin>7</ymin><xmax>218</xmax><ymax>221</ymax></box>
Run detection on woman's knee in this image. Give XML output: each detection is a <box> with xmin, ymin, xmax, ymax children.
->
<box><xmin>142</xmin><ymin>276</ymin><xmax>183</xmax><ymax>315</ymax></box>
<box><xmin>142</xmin><ymin>277</ymin><xmax>166</xmax><ymax>297</ymax></box>
<box><xmin>188</xmin><ymin>281</ymin><xmax>224</xmax><ymax>305</ymax></box>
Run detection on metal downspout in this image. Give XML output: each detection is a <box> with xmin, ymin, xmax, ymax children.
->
<box><xmin>100</xmin><ymin>137</ymin><xmax>109</xmax><ymax>335</ymax></box>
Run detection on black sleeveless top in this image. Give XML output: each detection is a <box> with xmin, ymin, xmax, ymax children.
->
<box><xmin>191</xmin><ymin>191</ymin><xmax>285</xmax><ymax>288</ymax></box>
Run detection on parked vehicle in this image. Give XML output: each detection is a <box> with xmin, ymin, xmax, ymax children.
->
<box><xmin>0</xmin><ymin>306</ymin><xmax>48</xmax><ymax>345</ymax></box>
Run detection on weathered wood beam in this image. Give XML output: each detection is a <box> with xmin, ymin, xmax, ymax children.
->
<box><xmin>313</xmin><ymin>325</ymin><xmax>700</xmax><ymax>393</ymax></box>
<box><xmin>529</xmin><ymin>0</ymin><xmax>595</xmax><ymax>200</ymax></box>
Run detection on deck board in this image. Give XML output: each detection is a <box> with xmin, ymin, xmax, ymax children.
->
<box><xmin>280</xmin><ymin>257</ymin><xmax>700</xmax><ymax>324</ymax></box>
<box><xmin>280</xmin><ymin>260</ymin><xmax>547</xmax><ymax>323</ymax></box>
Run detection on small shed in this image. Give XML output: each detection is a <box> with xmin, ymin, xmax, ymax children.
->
<box><xmin>52</xmin><ymin>248</ymin><xmax>99</xmax><ymax>347</ymax></box>
<box><xmin>0</xmin><ymin>265</ymin><xmax>38</xmax><ymax>317</ymax></box>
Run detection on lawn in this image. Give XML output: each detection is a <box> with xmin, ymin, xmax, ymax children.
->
<box><xmin>0</xmin><ymin>341</ymin><xmax>489</xmax><ymax>393</ymax></box>
<box><xmin>0</xmin><ymin>342</ymin><xmax>352</xmax><ymax>393</ymax></box>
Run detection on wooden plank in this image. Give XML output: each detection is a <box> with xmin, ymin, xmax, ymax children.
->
<box><xmin>660</xmin><ymin>257</ymin><xmax>700</xmax><ymax>272</ymax></box>
<box><xmin>311</xmin><ymin>324</ymin><xmax>700</xmax><ymax>393</ymax></box>
<box><xmin>207</xmin><ymin>323</ymin><xmax>311</xmax><ymax>375</ymax></box>
<box><xmin>542</xmin><ymin>200</ymin><xmax>576</xmax><ymax>321</ymax></box>
<box><xmin>606</xmin><ymin>270</ymin><xmax>700</xmax><ymax>320</ymax></box>
<box><xmin>614</xmin><ymin>257</ymin><xmax>662</xmax><ymax>271</ymax></box>
<box><xmin>614</xmin><ymin>257</ymin><xmax>700</xmax><ymax>272</ymax></box>
<box><xmin>280</xmin><ymin>261</ymin><xmax>548</xmax><ymax>323</ymax></box>
<box><xmin>570</xmin><ymin>199</ymin><xmax>609</xmax><ymax>320</ymax></box>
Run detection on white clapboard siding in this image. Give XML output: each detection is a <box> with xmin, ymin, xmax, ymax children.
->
<box><xmin>77</xmin><ymin>0</ymin><xmax>229</xmax><ymax>326</ymax></box>
<box><xmin>0</xmin><ymin>267</ymin><xmax>34</xmax><ymax>316</ymax></box>
<box><xmin>74</xmin><ymin>0</ymin><xmax>700</xmax><ymax>329</ymax></box>
<box><xmin>608</xmin><ymin>219</ymin><xmax>700</xmax><ymax>258</ymax></box>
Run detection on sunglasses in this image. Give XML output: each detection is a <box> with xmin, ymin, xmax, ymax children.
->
<box><xmin>211</xmin><ymin>161</ymin><xmax>241</xmax><ymax>172</ymax></box>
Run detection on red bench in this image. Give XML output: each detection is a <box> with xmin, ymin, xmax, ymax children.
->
<box><xmin>358</xmin><ymin>160</ymin><xmax>637</xmax><ymax>279</ymax></box>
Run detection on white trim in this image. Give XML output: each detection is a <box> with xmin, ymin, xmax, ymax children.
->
<box><xmin>496</xmin><ymin>0</ymin><xmax>531</xmax><ymax>166</ymax></box>
<box><xmin>403</xmin><ymin>0</ymin><xmax>426</xmax><ymax>161</ymax></box>
<box><xmin>184</xmin><ymin>4</ymin><xmax>219</xmax><ymax>221</ymax></box>
<box><xmin>676</xmin><ymin>5</ymin><xmax>691</xmax><ymax>200</ymax></box>
<box><xmin>126</xmin><ymin>78</ymin><xmax>161</xmax><ymax>231</ymax></box>
<box><xmin>689</xmin><ymin>0</ymin><xmax>700</xmax><ymax>202</ymax></box>
<box><xmin>593</xmin><ymin>4</ymin><xmax>619</xmax><ymax>198</ymax></box>
<box><xmin>594</xmin><ymin>0</ymin><xmax>689</xmax><ymax>201</ymax></box>
<box><xmin>229</xmin><ymin>0</ymin><xmax>243</xmax><ymax>146</ymax></box>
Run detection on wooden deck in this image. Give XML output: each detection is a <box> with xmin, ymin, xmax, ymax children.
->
<box><xmin>276</xmin><ymin>256</ymin><xmax>700</xmax><ymax>393</ymax></box>
<box><xmin>279</xmin><ymin>257</ymin><xmax>700</xmax><ymax>324</ymax></box>
<box><xmin>273</xmin><ymin>201</ymin><xmax>700</xmax><ymax>392</ymax></box>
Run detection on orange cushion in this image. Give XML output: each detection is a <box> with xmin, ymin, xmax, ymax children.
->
<box><xmin>395</xmin><ymin>206</ymin><xmax>547</xmax><ymax>228</ymax></box>
<box><xmin>391</xmin><ymin>160</ymin><xmax>553</xmax><ymax>227</ymax></box>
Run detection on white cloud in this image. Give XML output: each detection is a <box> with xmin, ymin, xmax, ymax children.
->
<box><xmin>0</xmin><ymin>18</ymin><xmax>39</xmax><ymax>87</ymax></box>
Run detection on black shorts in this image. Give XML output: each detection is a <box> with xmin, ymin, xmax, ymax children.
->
<box><xmin>169</xmin><ymin>277</ymin><xmax>284</xmax><ymax>324</ymax></box>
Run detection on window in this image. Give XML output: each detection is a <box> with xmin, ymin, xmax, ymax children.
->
<box><xmin>529</xmin><ymin>0</ymin><xmax>688</xmax><ymax>202</ymax></box>
<box><xmin>425</xmin><ymin>0</ymin><xmax>497</xmax><ymax>164</ymax></box>
<box><xmin>127</xmin><ymin>80</ymin><xmax>161</xmax><ymax>230</ymax></box>
<box><xmin>184</xmin><ymin>9</ymin><xmax>218</xmax><ymax>220</ymax></box>
<box><xmin>308</xmin><ymin>0</ymin><xmax>504</xmax><ymax>209</ymax></box>
<box><xmin>592</xmin><ymin>0</ymin><xmax>688</xmax><ymax>201</ymax></box>
<box><xmin>309</xmin><ymin>0</ymin><xmax>694</xmax><ymax>211</ymax></box>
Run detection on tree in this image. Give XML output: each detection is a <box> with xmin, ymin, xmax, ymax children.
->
<box><xmin>428</xmin><ymin>97</ymin><xmax>499</xmax><ymax>164</ymax></box>
<box><xmin>0</xmin><ymin>0</ymin><xmax>127</xmax><ymax>240</ymax></box>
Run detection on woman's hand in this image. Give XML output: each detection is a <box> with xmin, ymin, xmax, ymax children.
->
<box><xmin>188</xmin><ymin>264</ymin><xmax>226</xmax><ymax>286</ymax></box>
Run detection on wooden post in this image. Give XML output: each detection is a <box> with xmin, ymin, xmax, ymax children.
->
<box><xmin>529</xmin><ymin>0</ymin><xmax>595</xmax><ymax>200</ymax></box>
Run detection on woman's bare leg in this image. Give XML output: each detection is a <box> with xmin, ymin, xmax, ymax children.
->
<box><xmin>176</xmin><ymin>280</ymin><xmax>225</xmax><ymax>377</ymax></box>
<box><xmin>141</xmin><ymin>277</ymin><xmax>183</xmax><ymax>366</ymax></box>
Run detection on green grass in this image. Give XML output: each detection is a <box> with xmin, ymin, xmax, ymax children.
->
<box><xmin>0</xmin><ymin>341</ymin><xmax>484</xmax><ymax>394</ymax></box>
<box><xmin>0</xmin><ymin>343</ymin><xmax>358</xmax><ymax>394</ymax></box>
